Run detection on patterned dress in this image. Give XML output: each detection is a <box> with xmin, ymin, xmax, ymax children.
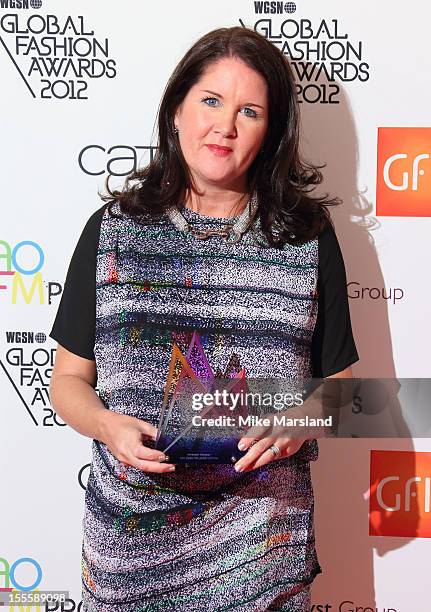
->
<box><xmin>80</xmin><ymin>200</ymin><xmax>323</xmax><ymax>611</ymax></box>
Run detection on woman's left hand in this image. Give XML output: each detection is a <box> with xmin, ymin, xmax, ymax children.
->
<box><xmin>234</xmin><ymin>436</ymin><xmax>307</xmax><ymax>472</ymax></box>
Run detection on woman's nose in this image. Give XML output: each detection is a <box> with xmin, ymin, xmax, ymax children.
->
<box><xmin>213</xmin><ymin>110</ymin><xmax>237</xmax><ymax>137</ymax></box>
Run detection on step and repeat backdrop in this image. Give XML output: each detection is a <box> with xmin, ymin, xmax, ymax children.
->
<box><xmin>1</xmin><ymin>1</ymin><xmax>430</xmax><ymax>610</ymax></box>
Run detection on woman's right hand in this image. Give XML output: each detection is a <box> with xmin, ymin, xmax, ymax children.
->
<box><xmin>100</xmin><ymin>411</ymin><xmax>176</xmax><ymax>473</ymax></box>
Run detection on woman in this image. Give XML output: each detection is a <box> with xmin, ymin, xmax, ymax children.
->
<box><xmin>49</xmin><ymin>26</ymin><xmax>358</xmax><ymax>611</ymax></box>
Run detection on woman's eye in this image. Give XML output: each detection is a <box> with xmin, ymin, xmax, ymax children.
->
<box><xmin>201</xmin><ymin>97</ymin><xmax>258</xmax><ymax>119</ymax></box>
<box><xmin>202</xmin><ymin>97</ymin><xmax>219</xmax><ymax>107</ymax></box>
<box><xmin>241</xmin><ymin>107</ymin><xmax>258</xmax><ymax>119</ymax></box>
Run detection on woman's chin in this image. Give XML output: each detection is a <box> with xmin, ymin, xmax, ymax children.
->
<box><xmin>193</xmin><ymin>170</ymin><xmax>243</xmax><ymax>190</ymax></box>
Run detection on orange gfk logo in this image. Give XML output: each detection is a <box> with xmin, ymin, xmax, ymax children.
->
<box><xmin>384</xmin><ymin>153</ymin><xmax>429</xmax><ymax>191</ymax></box>
<box><xmin>376</xmin><ymin>127</ymin><xmax>431</xmax><ymax>216</ymax></box>
<box><xmin>369</xmin><ymin>450</ymin><xmax>431</xmax><ymax>538</ymax></box>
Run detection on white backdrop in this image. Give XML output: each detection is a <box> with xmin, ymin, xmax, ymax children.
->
<box><xmin>1</xmin><ymin>1</ymin><xmax>430</xmax><ymax>610</ymax></box>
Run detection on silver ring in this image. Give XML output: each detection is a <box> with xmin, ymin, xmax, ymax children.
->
<box><xmin>269</xmin><ymin>443</ymin><xmax>281</xmax><ymax>457</ymax></box>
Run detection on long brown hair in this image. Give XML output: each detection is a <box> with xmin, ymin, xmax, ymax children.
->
<box><xmin>100</xmin><ymin>26</ymin><xmax>337</xmax><ymax>246</ymax></box>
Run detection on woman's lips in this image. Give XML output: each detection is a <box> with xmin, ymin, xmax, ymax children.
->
<box><xmin>206</xmin><ymin>144</ymin><xmax>233</xmax><ymax>157</ymax></box>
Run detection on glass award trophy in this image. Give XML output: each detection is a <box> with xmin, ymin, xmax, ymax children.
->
<box><xmin>155</xmin><ymin>331</ymin><xmax>248</xmax><ymax>464</ymax></box>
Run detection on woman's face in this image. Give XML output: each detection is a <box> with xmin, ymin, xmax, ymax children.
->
<box><xmin>174</xmin><ymin>56</ymin><xmax>269</xmax><ymax>193</ymax></box>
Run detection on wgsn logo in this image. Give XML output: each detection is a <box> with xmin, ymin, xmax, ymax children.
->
<box><xmin>369</xmin><ymin>450</ymin><xmax>431</xmax><ymax>538</ymax></box>
<box><xmin>0</xmin><ymin>1</ymin><xmax>36</xmax><ymax>9</ymax></box>
<box><xmin>254</xmin><ymin>1</ymin><xmax>296</xmax><ymax>13</ymax></box>
<box><xmin>376</xmin><ymin>127</ymin><xmax>431</xmax><ymax>216</ymax></box>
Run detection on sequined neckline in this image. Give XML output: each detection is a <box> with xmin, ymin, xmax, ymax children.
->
<box><xmin>179</xmin><ymin>205</ymin><xmax>243</xmax><ymax>224</ymax></box>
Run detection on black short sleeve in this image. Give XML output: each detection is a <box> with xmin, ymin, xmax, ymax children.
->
<box><xmin>49</xmin><ymin>203</ymin><xmax>108</xmax><ymax>360</ymax></box>
<box><xmin>311</xmin><ymin>222</ymin><xmax>359</xmax><ymax>377</ymax></box>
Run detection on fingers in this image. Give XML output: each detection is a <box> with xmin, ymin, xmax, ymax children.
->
<box><xmin>134</xmin><ymin>445</ymin><xmax>168</xmax><ymax>463</ymax></box>
<box><xmin>234</xmin><ymin>439</ymin><xmax>305</xmax><ymax>472</ymax></box>
<box><xmin>122</xmin><ymin>447</ymin><xmax>176</xmax><ymax>473</ymax></box>
<box><xmin>235</xmin><ymin>438</ymin><xmax>275</xmax><ymax>472</ymax></box>
<box><xmin>114</xmin><ymin>441</ymin><xmax>176</xmax><ymax>474</ymax></box>
<box><xmin>137</xmin><ymin>420</ymin><xmax>158</xmax><ymax>441</ymax></box>
<box><xmin>237</xmin><ymin>436</ymin><xmax>260</xmax><ymax>451</ymax></box>
<box><xmin>237</xmin><ymin>419</ymin><xmax>287</xmax><ymax>452</ymax></box>
<box><xmin>128</xmin><ymin>457</ymin><xmax>176</xmax><ymax>473</ymax></box>
<box><xmin>106</xmin><ymin>415</ymin><xmax>176</xmax><ymax>473</ymax></box>
<box><xmin>244</xmin><ymin>446</ymin><xmax>282</xmax><ymax>471</ymax></box>
<box><xmin>240</xmin><ymin>422</ymin><xmax>271</xmax><ymax>441</ymax></box>
<box><xmin>132</xmin><ymin>443</ymin><xmax>176</xmax><ymax>472</ymax></box>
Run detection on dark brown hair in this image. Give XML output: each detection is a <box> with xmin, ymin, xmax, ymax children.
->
<box><xmin>100</xmin><ymin>26</ymin><xmax>337</xmax><ymax>246</ymax></box>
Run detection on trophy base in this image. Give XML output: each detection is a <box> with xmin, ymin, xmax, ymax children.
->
<box><xmin>156</xmin><ymin>433</ymin><xmax>248</xmax><ymax>465</ymax></box>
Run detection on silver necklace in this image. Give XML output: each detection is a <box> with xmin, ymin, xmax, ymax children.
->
<box><xmin>165</xmin><ymin>193</ymin><xmax>259</xmax><ymax>244</ymax></box>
